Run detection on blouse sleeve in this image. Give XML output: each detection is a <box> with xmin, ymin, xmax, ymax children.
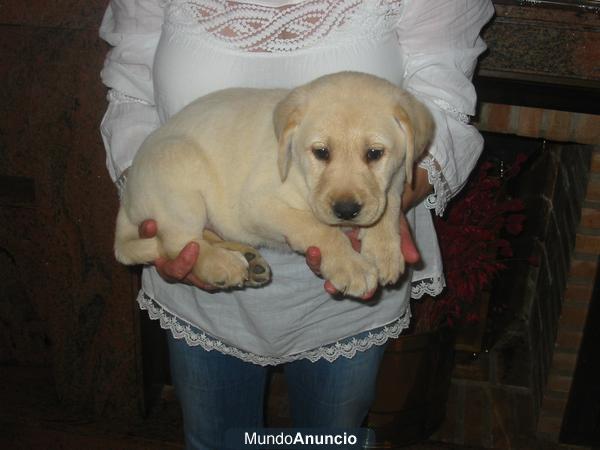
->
<box><xmin>397</xmin><ymin>0</ymin><xmax>494</xmax><ymax>215</ymax></box>
<box><xmin>99</xmin><ymin>0</ymin><xmax>165</xmax><ymax>186</ymax></box>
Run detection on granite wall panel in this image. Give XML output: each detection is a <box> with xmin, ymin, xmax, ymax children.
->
<box><xmin>481</xmin><ymin>4</ymin><xmax>600</xmax><ymax>84</ymax></box>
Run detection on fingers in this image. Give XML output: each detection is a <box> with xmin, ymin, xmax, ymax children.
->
<box><xmin>156</xmin><ymin>242</ymin><xmax>199</xmax><ymax>280</ymax></box>
<box><xmin>139</xmin><ymin>219</ymin><xmax>158</xmax><ymax>239</ymax></box>
<box><xmin>140</xmin><ymin>220</ymin><xmax>215</xmax><ymax>290</ymax></box>
<box><xmin>154</xmin><ymin>242</ymin><xmax>215</xmax><ymax>290</ymax></box>
<box><xmin>324</xmin><ymin>280</ymin><xmax>337</xmax><ymax>295</ymax></box>
<box><xmin>399</xmin><ymin>214</ymin><xmax>420</xmax><ymax>264</ymax></box>
<box><xmin>305</xmin><ymin>246</ymin><xmax>322</xmax><ymax>275</ymax></box>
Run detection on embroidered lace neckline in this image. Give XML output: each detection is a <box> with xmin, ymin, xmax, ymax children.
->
<box><xmin>166</xmin><ymin>0</ymin><xmax>403</xmax><ymax>53</ymax></box>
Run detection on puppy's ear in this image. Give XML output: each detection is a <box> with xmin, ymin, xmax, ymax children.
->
<box><xmin>394</xmin><ymin>92</ymin><xmax>434</xmax><ymax>184</ymax></box>
<box><xmin>273</xmin><ymin>89</ymin><xmax>305</xmax><ymax>181</ymax></box>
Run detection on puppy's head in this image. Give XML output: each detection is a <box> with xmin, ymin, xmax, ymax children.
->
<box><xmin>274</xmin><ymin>72</ymin><xmax>434</xmax><ymax>226</ymax></box>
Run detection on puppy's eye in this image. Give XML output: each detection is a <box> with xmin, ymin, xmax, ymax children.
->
<box><xmin>312</xmin><ymin>147</ymin><xmax>330</xmax><ymax>161</ymax></box>
<box><xmin>366</xmin><ymin>148</ymin><xmax>384</xmax><ymax>162</ymax></box>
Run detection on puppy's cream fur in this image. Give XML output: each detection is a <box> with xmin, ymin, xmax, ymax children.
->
<box><xmin>114</xmin><ymin>72</ymin><xmax>433</xmax><ymax>297</ymax></box>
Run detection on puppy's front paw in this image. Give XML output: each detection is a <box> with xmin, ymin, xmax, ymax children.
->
<box><xmin>213</xmin><ymin>241</ymin><xmax>271</xmax><ymax>287</ymax></box>
<box><xmin>320</xmin><ymin>251</ymin><xmax>378</xmax><ymax>298</ymax></box>
<box><xmin>362</xmin><ymin>233</ymin><xmax>405</xmax><ymax>286</ymax></box>
<box><xmin>194</xmin><ymin>247</ymin><xmax>250</xmax><ymax>288</ymax></box>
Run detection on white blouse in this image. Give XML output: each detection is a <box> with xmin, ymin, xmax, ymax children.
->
<box><xmin>99</xmin><ymin>0</ymin><xmax>494</xmax><ymax>365</ymax></box>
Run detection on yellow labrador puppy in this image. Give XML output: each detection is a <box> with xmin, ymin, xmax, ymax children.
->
<box><xmin>114</xmin><ymin>72</ymin><xmax>433</xmax><ymax>298</ymax></box>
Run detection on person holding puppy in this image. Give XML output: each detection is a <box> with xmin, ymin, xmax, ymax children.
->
<box><xmin>99</xmin><ymin>1</ymin><xmax>494</xmax><ymax>449</ymax></box>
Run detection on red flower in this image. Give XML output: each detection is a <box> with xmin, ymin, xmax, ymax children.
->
<box><xmin>505</xmin><ymin>214</ymin><xmax>526</xmax><ymax>235</ymax></box>
<box><xmin>414</xmin><ymin>154</ymin><xmax>527</xmax><ymax>330</ymax></box>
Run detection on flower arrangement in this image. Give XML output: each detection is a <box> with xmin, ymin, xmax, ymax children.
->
<box><xmin>410</xmin><ymin>155</ymin><xmax>527</xmax><ymax>333</ymax></box>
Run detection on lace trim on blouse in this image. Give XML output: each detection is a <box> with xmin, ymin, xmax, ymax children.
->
<box><xmin>418</xmin><ymin>154</ymin><xmax>451</xmax><ymax>217</ymax></box>
<box><xmin>138</xmin><ymin>291</ymin><xmax>411</xmax><ymax>365</ymax></box>
<box><xmin>165</xmin><ymin>0</ymin><xmax>403</xmax><ymax>53</ymax></box>
<box><xmin>433</xmin><ymin>98</ymin><xmax>471</xmax><ymax>125</ymax></box>
<box><xmin>410</xmin><ymin>274</ymin><xmax>445</xmax><ymax>299</ymax></box>
<box><xmin>107</xmin><ymin>89</ymin><xmax>153</xmax><ymax>106</ymax></box>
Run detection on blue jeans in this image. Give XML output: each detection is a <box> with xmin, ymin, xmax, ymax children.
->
<box><xmin>167</xmin><ymin>332</ymin><xmax>388</xmax><ymax>450</ymax></box>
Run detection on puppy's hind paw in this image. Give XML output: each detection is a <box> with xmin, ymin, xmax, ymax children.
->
<box><xmin>214</xmin><ymin>241</ymin><xmax>271</xmax><ymax>287</ymax></box>
<box><xmin>241</xmin><ymin>249</ymin><xmax>271</xmax><ymax>287</ymax></box>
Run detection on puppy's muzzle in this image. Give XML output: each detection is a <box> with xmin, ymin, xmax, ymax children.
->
<box><xmin>332</xmin><ymin>200</ymin><xmax>362</xmax><ymax>221</ymax></box>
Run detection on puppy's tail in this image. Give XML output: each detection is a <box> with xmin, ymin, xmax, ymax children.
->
<box><xmin>114</xmin><ymin>206</ymin><xmax>161</xmax><ymax>265</ymax></box>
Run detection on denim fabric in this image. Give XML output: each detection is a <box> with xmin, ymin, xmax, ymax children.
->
<box><xmin>167</xmin><ymin>330</ymin><xmax>388</xmax><ymax>450</ymax></box>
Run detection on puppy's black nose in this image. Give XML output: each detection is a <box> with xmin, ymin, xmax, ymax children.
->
<box><xmin>333</xmin><ymin>201</ymin><xmax>362</xmax><ymax>220</ymax></box>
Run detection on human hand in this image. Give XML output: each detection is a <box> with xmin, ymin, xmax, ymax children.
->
<box><xmin>305</xmin><ymin>214</ymin><xmax>420</xmax><ymax>300</ymax></box>
<box><xmin>139</xmin><ymin>219</ymin><xmax>216</xmax><ymax>291</ymax></box>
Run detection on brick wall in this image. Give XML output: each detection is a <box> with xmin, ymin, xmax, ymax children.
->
<box><xmin>433</xmin><ymin>103</ymin><xmax>599</xmax><ymax>447</ymax></box>
<box><xmin>478</xmin><ymin>104</ymin><xmax>600</xmax><ymax>440</ymax></box>
<box><xmin>477</xmin><ymin>104</ymin><xmax>600</xmax><ymax>146</ymax></box>
<box><xmin>537</xmin><ymin>151</ymin><xmax>600</xmax><ymax>438</ymax></box>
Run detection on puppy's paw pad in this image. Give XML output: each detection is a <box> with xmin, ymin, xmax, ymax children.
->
<box><xmin>215</xmin><ymin>241</ymin><xmax>271</xmax><ymax>287</ymax></box>
<box><xmin>245</xmin><ymin>254</ymin><xmax>271</xmax><ymax>287</ymax></box>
